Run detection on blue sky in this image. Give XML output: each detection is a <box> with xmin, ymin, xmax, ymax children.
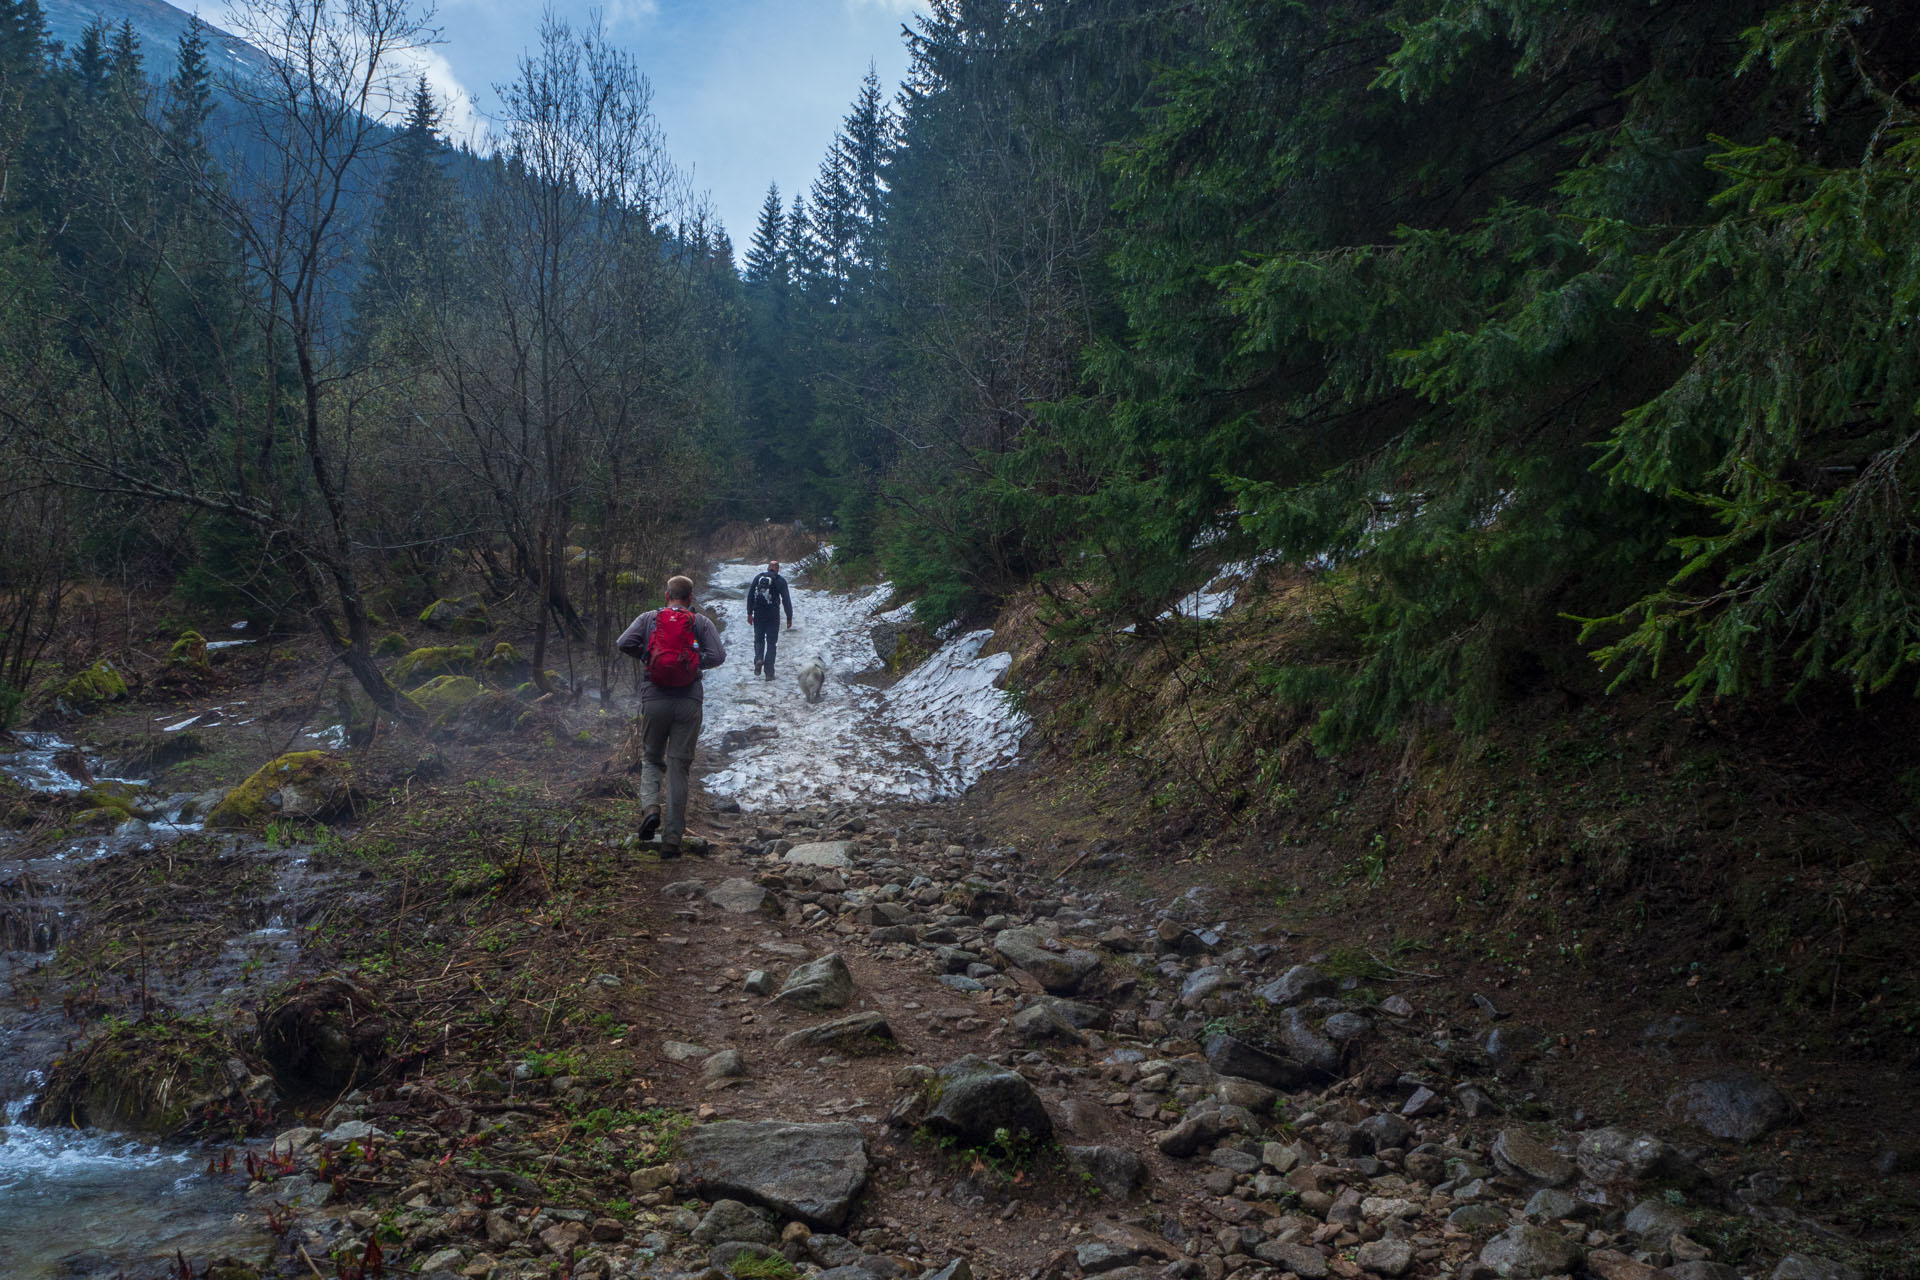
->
<box><xmin>407</xmin><ymin>0</ymin><xmax>923</xmax><ymax>253</ymax></box>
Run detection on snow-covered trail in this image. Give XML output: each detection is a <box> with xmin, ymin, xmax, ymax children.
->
<box><xmin>692</xmin><ymin>558</ymin><xmax>1027</xmax><ymax>812</ymax></box>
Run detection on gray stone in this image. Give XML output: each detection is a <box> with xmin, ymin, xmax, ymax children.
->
<box><xmin>1769</xmin><ymin>1257</ymin><xmax>1861</xmax><ymax>1280</ymax></box>
<box><xmin>1354</xmin><ymin>1113</ymin><xmax>1411</xmax><ymax>1153</ymax></box>
<box><xmin>743</xmin><ymin>969</ymin><xmax>775</xmax><ymax>996</ymax></box>
<box><xmin>1447</xmin><ymin>1203</ymin><xmax>1508</xmax><ymax>1233</ymax></box>
<box><xmin>1274</xmin><ymin>1007</ymin><xmax>1341</xmax><ymax>1078</ymax></box>
<box><xmin>1478</xmin><ymin>1224</ymin><xmax>1585</xmax><ymax>1277</ymax></box>
<box><xmin>1062</xmin><ymin>1144</ymin><xmax>1146</xmax><ymax>1199</ymax></box>
<box><xmin>1379</xmin><ymin>994</ymin><xmax>1415</xmax><ymax>1017</ymax></box>
<box><xmin>1252</xmin><ymin>1241</ymin><xmax>1328</xmax><ymax>1278</ymax></box>
<box><xmin>1209</xmin><ymin>1146</ymin><xmax>1259</xmax><ymax>1175</ymax></box>
<box><xmin>786</xmin><ymin>840</ymin><xmax>858</xmax><ymax>869</ymax></box>
<box><xmin>1354</xmin><ymin>1237</ymin><xmax>1414</xmax><ymax>1277</ymax></box>
<box><xmin>938</xmin><ymin>974</ymin><xmax>985</xmax><ymax>994</ymax></box>
<box><xmin>1076</xmin><ymin>1242</ymin><xmax>1140</xmax><ymax>1274</ymax></box>
<box><xmin>1491</xmin><ymin>1126</ymin><xmax>1576</xmax><ymax>1186</ymax></box>
<box><xmin>1323</xmin><ymin>1011</ymin><xmax>1374</xmax><ymax>1044</ymax></box>
<box><xmin>679</xmin><ymin>1120</ymin><xmax>870</xmax><ymax>1229</ymax></box>
<box><xmin>772</xmin><ymin>952</ymin><xmax>855</xmax><ymax>1011</ymax></box>
<box><xmin>1455</xmin><ymin>1083</ymin><xmax>1501</xmax><ymax>1117</ymax></box>
<box><xmin>992</xmin><ymin>928</ymin><xmax>1099</xmax><ymax>995</ymax></box>
<box><xmin>921</xmin><ymin>1262</ymin><xmax>973</xmax><ymax>1280</ymax></box>
<box><xmin>1522</xmin><ymin>1188</ymin><xmax>1583</xmax><ymax>1222</ymax></box>
<box><xmin>1011</xmin><ymin>1002</ymin><xmax>1086</xmax><ymax>1046</ymax></box>
<box><xmin>1401</xmin><ymin>1085</ymin><xmax>1443</xmax><ymax>1117</ymax></box>
<box><xmin>702</xmin><ymin>1050</ymin><xmax>747</xmax><ymax>1081</ymax></box>
<box><xmin>1179</xmin><ymin>966</ymin><xmax>1237</xmax><ymax>1007</ymax></box>
<box><xmin>1215</xmin><ymin>1077</ymin><xmax>1278</xmax><ymax>1113</ymax></box>
<box><xmin>662</xmin><ymin>1039</ymin><xmax>710</xmax><ymax>1062</ymax></box>
<box><xmin>692</xmin><ymin>1198</ymin><xmax>777</xmax><ymax>1245</ymax></box>
<box><xmin>1205</xmin><ymin>1033</ymin><xmax>1306</xmax><ymax>1090</ymax></box>
<box><xmin>707</xmin><ymin>878</ymin><xmax>772</xmax><ymax>914</ymax></box>
<box><xmin>662</xmin><ymin>879</ymin><xmax>707</xmax><ymax>900</ymax></box>
<box><xmin>1037</xmin><ymin>995</ymin><xmax>1111</xmax><ymax>1030</ymax></box>
<box><xmin>319</xmin><ymin>1120</ymin><xmax>388</xmax><ymax>1145</ymax></box>
<box><xmin>777</xmin><ymin>1011</ymin><xmax>893</xmax><ymax>1053</ymax></box>
<box><xmin>1254</xmin><ymin>964</ymin><xmax>1334</xmax><ymax>1007</ymax></box>
<box><xmin>1623</xmin><ymin>1199</ymin><xmax>1692</xmax><ymax>1244</ymax></box>
<box><xmin>1667</xmin><ymin>1074</ymin><xmax>1795</xmax><ymax>1142</ymax></box>
<box><xmin>1155</xmin><ymin>1107</ymin><xmax>1252</xmax><ymax>1158</ymax></box>
<box><xmin>1577</xmin><ymin>1127</ymin><xmax>1672</xmax><ymax>1184</ymax></box>
<box><xmin>924</xmin><ymin>1055</ymin><xmax>1052</xmax><ymax>1147</ymax></box>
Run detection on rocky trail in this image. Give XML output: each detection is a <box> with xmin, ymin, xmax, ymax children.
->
<box><xmin>0</xmin><ymin>556</ymin><xmax>1897</xmax><ymax>1280</ymax></box>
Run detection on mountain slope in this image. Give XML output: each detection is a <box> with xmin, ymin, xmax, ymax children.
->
<box><xmin>42</xmin><ymin>0</ymin><xmax>273</xmax><ymax>81</ymax></box>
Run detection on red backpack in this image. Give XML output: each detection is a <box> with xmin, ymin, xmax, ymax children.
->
<box><xmin>645</xmin><ymin>607</ymin><xmax>702</xmax><ymax>688</ymax></box>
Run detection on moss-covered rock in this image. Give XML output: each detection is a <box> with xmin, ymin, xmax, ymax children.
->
<box><xmin>614</xmin><ymin>570</ymin><xmax>646</xmax><ymax>590</ymax></box>
<box><xmin>166</xmin><ymin>629</ymin><xmax>210</xmax><ymax>670</ymax></box>
<box><xmin>411</xmin><ymin>673</ymin><xmax>488</xmax><ymax>720</ymax></box>
<box><xmin>418</xmin><ymin>594</ymin><xmax>492</xmax><ymax>635</ymax></box>
<box><xmin>482</xmin><ymin>640</ymin><xmax>532</xmax><ymax>685</ymax></box>
<box><xmin>35</xmin><ymin>1015</ymin><xmax>276</xmax><ymax>1138</ymax></box>
<box><xmin>257</xmin><ymin>976</ymin><xmax>388</xmax><ymax>1092</ymax></box>
<box><xmin>390</xmin><ymin>644</ymin><xmax>478</xmax><ymax>688</ymax></box>
<box><xmin>374</xmin><ymin>630</ymin><xmax>409</xmax><ymax>656</ymax></box>
<box><xmin>57</xmin><ymin>660</ymin><xmax>128</xmax><ymax>713</ymax></box>
<box><xmin>207</xmin><ymin>751</ymin><xmax>355</xmax><ymax>827</ymax></box>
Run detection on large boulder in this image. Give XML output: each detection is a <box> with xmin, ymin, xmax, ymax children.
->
<box><xmin>1491</xmin><ymin>1126</ymin><xmax>1577</xmax><ymax>1187</ymax></box>
<box><xmin>1667</xmin><ymin>1074</ymin><xmax>1795</xmax><ymax>1142</ymax></box>
<box><xmin>679</xmin><ymin>1121</ymin><xmax>869</xmax><ymax>1230</ymax></box>
<box><xmin>207</xmin><ymin>752</ymin><xmax>355</xmax><ymax>827</ymax></box>
<box><xmin>777</xmin><ymin>1011</ymin><xmax>894</xmax><ymax>1054</ymax></box>
<box><xmin>785</xmin><ymin>840</ymin><xmax>857</xmax><ymax>869</ymax></box>
<box><xmin>390</xmin><ymin>645</ymin><xmax>479</xmax><ymax>688</ymax></box>
<box><xmin>56</xmin><ymin>659</ymin><xmax>129</xmax><ymax>714</ymax></box>
<box><xmin>772</xmin><ymin>953</ymin><xmax>855</xmax><ymax>1010</ymax></box>
<box><xmin>1274</xmin><ymin>1007</ymin><xmax>1341</xmax><ymax>1079</ymax></box>
<box><xmin>993</xmin><ymin>928</ymin><xmax>1099</xmax><ymax>995</ymax></box>
<box><xmin>1576</xmin><ymin>1127</ymin><xmax>1674</xmax><ymax>1184</ymax></box>
<box><xmin>1205</xmin><ymin>1033</ymin><xmax>1306</xmax><ymax>1090</ymax></box>
<box><xmin>924</xmin><ymin>1055</ymin><xmax>1053</xmax><ymax>1149</ymax></box>
<box><xmin>418</xmin><ymin>595</ymin><xmax>492</xmax><ymax>635</ymax></box>
<box><xmin>1478</xmin><ymin>1224</ymin><xmax>1585</xmax><ymax>1278</ymax></box>
<box><xmin>1254</xmin><ymin>964</ymin><xmax>1334</xmax><ymax>1007</ymax></box>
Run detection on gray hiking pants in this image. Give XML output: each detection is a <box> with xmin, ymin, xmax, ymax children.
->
<box><xmin>639</xmin><ymin>696</ymin><xmax>702</xmax><ymax>843</ymax></box>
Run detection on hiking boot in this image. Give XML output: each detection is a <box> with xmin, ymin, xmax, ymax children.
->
<box><xmin>657</xmin><ymin>842</ymin><xmax>682</xmax><ymax>859</ymax></box>
<box><xmin>763</xmin><ymin>667</ymin><xmax>774</xmax><ymax>681</ymax></box>
<box><xmin>638</xmin><ymin>807</ymin><xmax>661</xmax><ymax>841</ymax></box>
<box><xmin>753</xmin><ymin>660</ymin><xmax>762</xmax><ymax>675</ymax></box>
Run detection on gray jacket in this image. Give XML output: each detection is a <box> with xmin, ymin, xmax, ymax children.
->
<box><xmin>616</xmin><ymin>607</ymin><xmax>727</xmax><ymax>702</ymax></box>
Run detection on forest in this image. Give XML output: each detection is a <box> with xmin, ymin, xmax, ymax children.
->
<box><xmin>4</xmin><ymin>0</ymin><xmax>1918</xmax><ymax>749</ymax></box>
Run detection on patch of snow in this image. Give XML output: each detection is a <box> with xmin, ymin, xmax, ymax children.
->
<box><xmin>692</xmin><ymin>560</ymin><xmax>1027</xmax><ymax>812</ymax></box>
<box><xmin>306</xmin><ymin>725</ymin><xmax>347</xmax><ymax>750</ymax></box>
<box><xmin>205</xmin><ymin>639</ymin><xmax>254</xmax><ymax>651</ymax></box>
<box><xmin>162</xmin><ymin>717</ymin><xmax>202</xmax><ymax>733</ymax></box>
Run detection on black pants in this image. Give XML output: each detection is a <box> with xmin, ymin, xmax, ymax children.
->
<box><xmin>753</xmin><ymin>618</ymin><xmax>781</xmax><ymax>675</ymax></box>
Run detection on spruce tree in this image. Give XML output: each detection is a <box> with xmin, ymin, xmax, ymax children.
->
<box><xmin>743</xmin><ymin>183</ymin><xmax>786</xmax><ymax>291</ymax></box>
<box><xmin>352</xmin><ymin>75</ymin><xmax>464</xmax><ymax>351</ymax></box>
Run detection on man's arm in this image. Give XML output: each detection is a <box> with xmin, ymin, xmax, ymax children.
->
<box><xmin>696</xmin><ymin>613</ymin><xmax>727</xmax><ymax>668</ymax></box>
<box><xmin>615</xmin><ymin>612</ymin><xmax>652</xmax><ymax>657</ymax></box>
<box><xmin>780</xmin><ymin>578</ymin><xmax>794</xmax><ymax>626</ymax></box>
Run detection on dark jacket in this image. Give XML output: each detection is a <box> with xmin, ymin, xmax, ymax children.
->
<box><xmin>616</xmin><ymin>607</ymin><xmax>727</xmax><ymax>702</ymax></box>
<box><xmin>747</xmin><ymin>571</ymin><xmax>793</xmax><ymax>627</ymax></box>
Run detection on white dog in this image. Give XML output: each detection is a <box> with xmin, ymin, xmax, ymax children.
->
<box><xmin>796</xmin><ymin>656</ymin><xmax>827</xmax><ymax>704</ymax></box>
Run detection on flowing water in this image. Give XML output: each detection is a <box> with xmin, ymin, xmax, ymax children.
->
<box><xmin>0</xmin><ymin>734</ymin><xmax>292</xmax><ymax>1278</ymax></box>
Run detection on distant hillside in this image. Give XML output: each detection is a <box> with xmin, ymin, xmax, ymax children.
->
<box><xmin>42</xmin><ymin>0</ymin><xmax>273</xmax><ymax>81</ymax></box>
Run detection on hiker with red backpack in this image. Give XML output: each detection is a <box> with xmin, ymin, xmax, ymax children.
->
<box><xmin>615</xmin><ymin>575</ymin><xmax>727</xmax><ymax>857</ymax></box>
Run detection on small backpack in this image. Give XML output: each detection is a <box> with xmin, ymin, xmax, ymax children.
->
<box><xmin>751</xmin><ymin>574</ymin><xmax>775</xmax><ymax>612</ymax></box>
<box><xmin>645</xmin><ymin>607</ymin><xmax>701</xmax><ymax>687</ymax></box>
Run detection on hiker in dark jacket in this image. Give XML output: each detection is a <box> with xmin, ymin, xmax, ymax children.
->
<box><xmin>615</xmin><ymin>575</ymin><xmax>725</xmax><ymax>857</ymax></box>
<box><xmin>746</xmin><ymin>560</ymin><xmax>795</xmax><ymax>681</ymax></box>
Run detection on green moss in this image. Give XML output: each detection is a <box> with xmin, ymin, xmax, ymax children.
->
<box><xmin>614</xmin><ymin>570</ymin><xmax>646</xmax><ymax>590</ymax></box>
<box><xmin>390</xmin><ymin>645</ymin><xmax>478</xmax><ymax>688</ymax></box>
<box><xmin>412</xmin><ymin>674</ymin><xmax>487</xmax><ymax>720</ymax></box>
<box><xmin>35</xmin><ymin>1014</ymin><xmax>269</xmax><ymax>1138</ymax></box>
<box><xmin>207</xmin><ymin>751</ymin><xmax>354</xmax><ymax>828</ymax></box>
<box><xmin>58</xmin><ymin>660</ymin><xmax>129</xmax><ymax>712</ymax></box>
<box><xmin>167</xmin><ymin>630</ymin><xmax>210</xmax><ymax>670</ymax></box>
<box><xmin>418</xmin><ymin>595</ymin><xmax>492</xmax><ymax>635</ymax></box>
<box><xmin>73</xmin><ymin>806</ymin><xmax>131</xmax><ymax>828</ymax></box>
<box><xmin>375</xmin><ymin>631</ymin><xmax>408</xmax><ymax>656</ymax></box>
